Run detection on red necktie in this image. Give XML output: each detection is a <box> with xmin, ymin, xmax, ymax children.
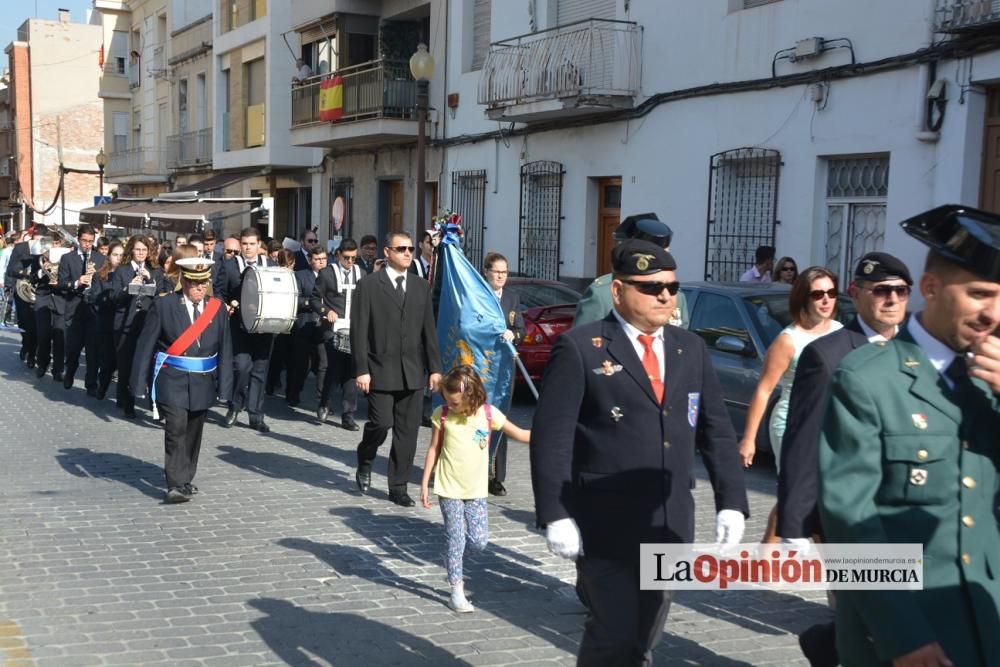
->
<box><xmin>637</xmin><ymin>334</ymin><xmax>663</xmax><ymax>403</ymax></box>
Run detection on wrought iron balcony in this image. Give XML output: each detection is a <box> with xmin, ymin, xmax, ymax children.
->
<box><xmin>478</xmin><ymin>19</ymin><xmax>641</xmax><ymax>122</ymax></box>
<box><xmin>166</xmin><ymin>128</ymin><xmax>213</xmax><ymax>169</ymax></box>
<box><xmin>105</xmin><ymin>147</ymin><xmax>168</xmax><ymax>181</ymax></box>
<box><xmin>291</xmin><ymin>60</ymin><xmax>417</xmax><ymax>127</ymax></box>
<box><xmin>935</xmin><ymin>0</ymin><xmax>1000</xmax><ymax>30</ymax></box>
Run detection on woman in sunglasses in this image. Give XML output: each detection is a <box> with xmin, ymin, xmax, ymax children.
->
<box><xmin>771</xmin><ymin>256</ymin><xmax>798</xmax><ymax>284</ymax></box>
<box><xmin>738</xmin><ymin>266</ymin><xmax>842</xmax><ymax>541</ymax></box>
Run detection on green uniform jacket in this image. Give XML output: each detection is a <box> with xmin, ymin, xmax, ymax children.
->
<box><xmin>572</xmin><ymin>273</ymin><xmax>688</xmax><ymax>329</ymax></box>
<box><xmin>818</xmin><ymin>327</ymin><xmax>1000</xmax><ymax>666</ymax></box>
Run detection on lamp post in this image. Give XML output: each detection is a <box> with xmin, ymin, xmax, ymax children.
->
<box><xmin>95</xmin><ymin>148</ymin><xmax>107</xmax><ymax>200</ymax></box>
<box><xmin>409</xmin><ymin>43</ymin><xmax>434</xmax><ymax>236</ymax></box>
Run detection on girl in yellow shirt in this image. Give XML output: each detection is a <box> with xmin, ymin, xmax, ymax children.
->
<box><xmin>420</xmin><ymin>365</ymin><xmax>530</xmax><ymax>612</ymax></box>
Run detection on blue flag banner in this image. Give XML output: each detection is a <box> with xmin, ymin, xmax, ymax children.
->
<box><xmin>433</xmin><ymin>226</ymin><xmax>514</xmax><ymax>411</ymax></box>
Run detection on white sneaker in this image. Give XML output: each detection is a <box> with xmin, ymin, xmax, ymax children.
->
<box><xmin>448</xmin><ymin>592</ymin><xmax>474</xmax><ymax>613</ymax></box>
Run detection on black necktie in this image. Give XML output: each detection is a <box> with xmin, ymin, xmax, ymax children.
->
<box><xmin>395</xmin><ymin>275</ymin><xmax>405</xmax><ymax>306</ymax></box>
<box><xmin>192</xmin><ymin>302</ymin><xmax>201</xmax><ymax>351</ymax></box>
<box><xmin>945</xmin><ymin>355</ymin><xmax>970</xmax><ymax>393</ymax></box>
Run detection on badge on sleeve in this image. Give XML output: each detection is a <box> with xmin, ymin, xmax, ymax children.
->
<box><xmin>687</xmin><ymin>392</ymin><xmax>700</xmax><ymax>427</ymax></box>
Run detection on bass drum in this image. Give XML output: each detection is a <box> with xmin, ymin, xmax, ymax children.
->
<box><xmin>240</xmin><ymin>267</ymin><xmax>299</xmax><ymax>334</ymax></box>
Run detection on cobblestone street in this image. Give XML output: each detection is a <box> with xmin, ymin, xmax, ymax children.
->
<box><xmin>0</xmin><ymin>327</ymin><xmax>831</xmax><ymax>666</ymax></box>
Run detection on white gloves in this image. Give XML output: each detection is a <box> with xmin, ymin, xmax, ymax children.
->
<box><xmin>781</xmin><ymin>537</ymin><xmax>813</xmax><ymax>556</ymax></box>
<box><xmin>715</xmin><ymin>509</ymin><xmax>745</xmax><ymax>545</ymax></box>
<box><xmin>546</xmin><ymin>518</ymin><xmax>583</xmax><ymax>561</ymax></box>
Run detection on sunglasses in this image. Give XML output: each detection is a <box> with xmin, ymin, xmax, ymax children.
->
<box><xmin>340</xmin><ymin>255</ymin><xmax>358</xmax><ymax>262</ymax></box>
<box><xmin>224</xmin><ymin>249</ymin><xmax>240</xmax><ymax>255</ymax></box>
<box><xmin>390</xmin><ymin>245</ymin><xmax>416</xmax><ymax>254</ymax></box>
<box><xmin>621</xmin><ymin>279</ymin><xmax>681</xmax><ymax>296</ymax></box>
<box><xmin>304</xmin><ymin>238</ymin><xmax>318</xmax><ymax>244</ymax></box>
<box><xmin>864</xmin><ymin>284</ymin><xmax>911</xmax><ymax>299</ymax></box>
<box><xmin>809</xmin><ymin>288</ymin><xmax>838</xmax><ymax>301</ymax></box>
<box><xmin>780</xmin><ymin>266</ymin><xmax>796</xmax><ymax>272</ymax></box>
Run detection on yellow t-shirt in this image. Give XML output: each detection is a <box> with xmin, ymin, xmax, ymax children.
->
<box><xmin>431</xmin><ymin>404</ymin><xmax>507</xmax><ymax>500</ymax></box>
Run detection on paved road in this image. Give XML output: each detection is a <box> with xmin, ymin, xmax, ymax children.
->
<box><xmin>0</xmin><ymin>327</ymin><xmax>831</xmax><ymax>666</ymax></box>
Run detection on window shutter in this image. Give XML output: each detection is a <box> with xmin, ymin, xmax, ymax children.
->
<box><xmin>556</xmin><ymin>0</ymin><xmax>615</xmax><ymax>26</ymax></box>
<box><xmin>471</xmin><ymin>0</ymin><xmax>491</xmax><ymax>71</ymax></box>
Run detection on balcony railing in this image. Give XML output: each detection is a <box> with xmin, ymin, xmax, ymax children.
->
<box><xmin>129</xmin><ymin>64</ymin><xmax>141</xmax><ymax>89</ymax></box>
<box><xmin>291</xmin><ymin>60</ymin><xmax>417</xmax><ymax>127</ymax></box>
<box><xmin>478</xmin><ymin>19</ymin><xmax>641</xmax><ymax>107</ymax></box>
<box><xmin>150</xmin><ymin>46</ymin><xmax>167</xmax><ymax>79</ymax></box>
<box><xmin>935</xmin><ymin>0</ymin><xmax>1000</xmax><ymax>30</ymax></box>
<box><xmin>105</xmin><ymin>147</ymin><xmax>167</xmax><ymax>179</ymax></box>
<box><xmin>166</xmin><ymin>128</ymin><xmax>213</xmax><ymax>168</ymax></box>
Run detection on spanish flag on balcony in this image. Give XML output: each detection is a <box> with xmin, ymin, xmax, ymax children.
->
<box><xmin>319</xmin><ymin>76</ymin><xmax>344</xmax><ymax>122</ymax></box>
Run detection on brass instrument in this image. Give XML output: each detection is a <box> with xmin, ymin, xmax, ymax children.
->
<box><xmin>15</xmin><ymin>238</ymin><xmax>56</xmax><ymax>304</ymax></box>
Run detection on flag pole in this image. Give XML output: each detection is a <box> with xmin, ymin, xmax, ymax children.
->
<box><xmin>506</xmin><ymin>341</ymin><xmax>539</xmax><ymax>401</ymax></box>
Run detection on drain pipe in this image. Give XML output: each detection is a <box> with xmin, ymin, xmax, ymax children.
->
<box><xmin>915</xmin><ymin>0</ymin><xmax>943</xmax><ymax>143</ymax></box>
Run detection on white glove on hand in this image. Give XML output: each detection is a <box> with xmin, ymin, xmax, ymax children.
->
<box><xmin>715</xmin><ymin>509</ymin><xmax>745</xmax><ymax>546</ymax></box>
<box><xmin>781</xmin><ymin>537</ymin><xmax>813</xmax><ymax>556</ymax></box>
<box><xmin>546</xmin><ymin>518</ymin><xmax>583</xmax><ymax>561</ymax></box>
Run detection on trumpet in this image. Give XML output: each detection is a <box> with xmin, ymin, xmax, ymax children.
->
<box><xmin>85</xmin><ymin>260</ymin><xmax>96</xmax><ymax>276</ymax></box>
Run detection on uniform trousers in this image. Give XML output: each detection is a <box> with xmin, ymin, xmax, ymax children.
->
<box><xmin>319</xmin><ymin>346</ymin><xmax>357</xmax><ymax>416</ymax></box>
<box><xmin>575</xmin><ymin>555</ymin><xmax>673</xmax><ymax>667</ymax></box>
<box><xmin>64</xmin><ymin>310</ymin><xmax>99</xmax><ymax>390</ymax></box>
<box><xmin>286</xmin><ymin>329</ymin><xmax>323</xmax><ymax>404</ymax></box>
<box><xmin>266</xmin><ymin>333</ymin><xmax>288</xmax><ymax>393</ymax></box>
<box><xmin>231</xmin><ymin>329</ymin><xmax>272</xmax><ymax>424</ymax></box>
<box><xmin>35</xmin><ymin>302</ymin><xmax>63</xmax><ymax>375</ymax></box>
<box><xmin>488</xmin><ymin>390</ymin><xmax>515</xmax><ymax>483</ymax></box>
<box><xmin>115</xmin><ymin>331</ymin><xmax>139</xmax><ymax>410</ymax></box>
<box><xmin>158</xmin><ymin>403</ymin><xmax>207</xmax><ymax>488</ymax></box>
<box><xmin>14</xmin><ymin>293</ymin><xmax>36</xmax><ymax>362</ymax></box>
<box><xmin>95</xmin><ymin>326</ymin><xmax>116</xmax><ymax>395</ymax></box>
<box><xmin>357</xmin><ymin>388</ymin><xmax>422</xmax><ymax>491</ymax></box>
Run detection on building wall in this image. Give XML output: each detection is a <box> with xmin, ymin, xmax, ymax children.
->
<box><xmin>6</xmin><ymin>42</ymin><xmax>32</xmax><ymax>210</ymax></box>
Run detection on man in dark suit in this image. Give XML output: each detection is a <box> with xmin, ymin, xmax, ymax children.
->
<box><xmin>5</xmin><ymin>224</ymin><xmax>47</xmax><ymax>366</ymax></box>
<box><xmin>131</xmin><ymin>258</ymin><xmax>233</xmax><ymax>503</ymax></box>
<box><xmin>778</xmin><ymin>251</ymin><xmax>912</xmax><ymax>667</ymax></box>
<box><xmin>57</xmin><ymin>224</ymin><xmax>106</xmax><ymax>394</ymax></box>
<box><xmin>213</xmin><ymin>226</ymin><xmax>276</xmax><ymax>432</ymax></box>
<box><xmin>286</xmin><ymin>245</ymin><xmax>326</xmax><ymax>407</ymax></box>
<box><xmin>351</xmin><ymin>231</ymin><xmax>442</xmax><ymax>507</ymax></box>
<box><xmin>312</xmin><ymin>238</ymin><xmax>363</xmax><ymax>429</ymax></box>
<box><xmin>409</xmin><ymin>231</ymin><xmax>433</xmax><ymax>281</ymax></box>
<box><xmin>530</xmin><ymin>240</ymin><xmax>749</xmax><ymax>666</ymax></box>
<box><xmin>31</xmin><ymin>234</ymin><xmax>68</xmax><ymax>381</ymax></box>
<box><xmin>202</xmin><ymin>229</ymin><xmax>221</xmax><ymax>262</ymax></box>
<box><xmin>482</xmin><ymin>251</ymin><xmax>526</xmax><ymax>496</ymax></box>
<box><xmin>292</xmin><ymin>229</ymin><xmax>319</xmax><ymax>272</ymax></box>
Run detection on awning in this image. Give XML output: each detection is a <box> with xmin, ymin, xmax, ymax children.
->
<box><xmin>170</xmin><ymin>169</ymin><xmax>259</xmax><ymax>196</ymax></box>
<box><xmin>78</xmin><ymin>199</ymin><xmax>153</xmax><ymax>225</ymax></box>
<box><xmin>147</xmin><ymin>200</ymin><xmax>263</xmax><ymax>233</ymax></box>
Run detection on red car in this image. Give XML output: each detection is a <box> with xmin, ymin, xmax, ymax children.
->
<box><xmin>505</xmin><ymin>278</ymin><xmax>581</xmax><ymax>382</ymax></box>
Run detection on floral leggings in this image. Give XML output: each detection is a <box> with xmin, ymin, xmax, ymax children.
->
<box><xmin>439</xmin><ymin>497</ymin><xmax>489</xmax><ymax>585</ymax></box>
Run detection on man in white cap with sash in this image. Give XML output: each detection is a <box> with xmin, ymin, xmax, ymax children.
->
<box><xmin>132</xmin><ymin>257</ymin><xmax>233</xmax><ymax>503</ymax></box>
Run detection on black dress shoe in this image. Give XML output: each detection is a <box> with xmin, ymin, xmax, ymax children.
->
<box><xmin>388</xmin><ymin>491</ymin><xmax>416</xmax><ymax>507</ymax></box>
<box><xmin>165</xmin><ymin>487</ymin><xmax>190</xmax><ymax>503</ymax></box>
<box><xmin>342</xmin><ymin>414</ymin><xmax>359</xmax><ymax>431</ymax></box>
<box><xmin>52</xmin><ymin>371</ymin><xmax>63</xmax><ymax>382</ymax></box>
<box><xmin>19</xmin><ymin>349</ymin><xmax>26</xmax><ymax>361</ymax></box>
<box><xmin>287</xmin><ymin>398</ymin><xmax>300</xmax><ymax>408</ymax></box>
<box><xmin>250</xmin><ymin>421</ymin><xmax>270</xmax><ymax>433</ymax></box>
<box><xmin>421</xmin><ymin>415</ymin><xmax>433</xmax><ymax>428</ymax></box>
<box><xmin>124</xmin><ymin>407</ymin><xmax>137</xmax><ymax>419</ymax></box>
<box><xmin>488</xmin><ymin>479</ymin><xmax>507</xmax><ymax>497</ymax></box>
<box><xmin>224</xmin><ymin>409</ymin><xmax>238</xmax><ymax>427</ymax></box>
<box><xmin>317</xmin><ymin>406</ymin><xmax>329</xmax><ymax>422</ymax></box>
<box><xmin>86</xmin><ymin>387</ymin><xmax>98</xmax><ymax>398</ymax></box>
<box><xmin>35</xmin><ymin>366</ymin><xmax>46</xmax><ymax>378</ymax></box>
<box><xmin>25</xmin><ymin>358</ymin><xmax>35</xmax><ymax>369</ymax></box>
<box><xmin>63</xmin><ymin>375</ymin><xmax>74</xmax><ymax>389</ymax></box>
<box><xmin>183</xmin><ymin>483</ymin><xmax>199</xmax><ymax>496</ymax></box>
<box><xmin>798</xmin><ymin>622</ymin><xmax>838</xmax><ymax>667</ymax></box>
<box><xmin>265</xmin><ymin>384</ymin><xmax>275</xmax><ymax>396</ymax></box>
<box><xmin>96</xmin><ymin>388</ymin><xmax>108</xmax><ymax>400</ymax></box>
<box><xmin>355</xmin><ymin>467</ymin><xmax>371</xmax><ymax>493</ymax></box>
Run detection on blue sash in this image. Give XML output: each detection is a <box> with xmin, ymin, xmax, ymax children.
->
<box><xmin>151</xmin><ymin>352</ymin><xmax>218</xmax><ymax>418</ymax></box>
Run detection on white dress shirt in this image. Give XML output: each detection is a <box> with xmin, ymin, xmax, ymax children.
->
<box><xmin>907</xmin><ymin>313</ymin><xmax>959</xmax><ymax>389</ymax></box>
<box><xmin>612</xmin><ymin>308</ymin><xmax>664</xmax><ymax>382</ymax></box>
<box><xmin>858</xmin><ymin>317</ymin><xmax>897</xmax><ymax>343</ymax></box>
<box><xmin>385</xmin><ymin>265</ymin><xmax>407</xmax><ymax>293</ymax></box>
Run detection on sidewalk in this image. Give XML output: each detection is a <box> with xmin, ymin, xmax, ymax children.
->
<box><xmin>0</xmin><ymin>328</ymin><xmax>830</xmax><ymax>665</ymax></box>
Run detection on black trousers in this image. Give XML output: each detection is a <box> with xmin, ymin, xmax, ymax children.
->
<box><xmin>159</xmin><ymin>403</ymin><xmax>207</xmax><ymax>488</ymax></box>
<box><xmin>266</xmin><ymin>333</ymin><xmax>289</xmax><ymax>392</ymax></box>
<box><xmin>115</xmin><ymin>331</ymin><xmax>138</xmax><ymax>410</ymax></box>
<box><xmin>357</xmin><ymin>388</ymin><xmax>422</xmax><ymax>492</ymax></box>
<box><xmin>35</xmin><ymin>302</ymin><xmax>64</xmax><ymax>375</ymax></box>
<box><xmin>575</xmin><ymin>555</ymin><xmax>673</xmax><ymax>667</ymax></box>
<box><xmin>286</xmin><ymin>328</ymin><xmax>322</xmax><ymax>404</ymax></box>
<box><xmin>13</xmin><ymin>293</ymin><xmax>36</xmax><ymax>361</ymax></box>
<box><xmin>231</xmin><ymin>330</ymin><xmax>272</xmax><ymax>423</ymax></box>
<box><xmin>64</xmin><ymin>310</ymin><xmax>99</xmax><ymax>390</ymax></box>
<box><xmin>96</xmin><ymin>327</ymin><xmax>116</xmax><ymax>395</ymax></box>
<box><xmin>488</xmin><ymin>389</ymin><xmax>515</xmax><ymax>483</ymax></box>
<box><xmin>319</xmin><ymin>345</ymin><xmax>357</xmax><ymax>415</ymax></box>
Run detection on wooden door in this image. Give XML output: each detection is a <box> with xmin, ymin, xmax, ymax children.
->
<box><xmin>596</xmin><ymin>177</ymin><xmax>622</xmax><ymax>276</ymax></box>
<box><xmin>980</xmin><ymin>87</ymin><xmax>1000</xmax><ymax>214</ymax></box>
<box><xmin>389</xmin><ymin>180</ymin><xmax>403</xmax><ymax>232</ymax></box>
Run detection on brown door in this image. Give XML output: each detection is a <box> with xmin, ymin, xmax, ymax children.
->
<box><xmin>427</xmin><ymin>181</ymin><xmax>438</xmax><ymax>228</ymax></box>
<box><xmin>389</xmin><ymin>180</ymin><xmax>404</xmax><ymax>232</ymax></box>
<box><xmin>596</xmin><ymin>177</ymin><xmax>622</xmax><ymax>276</ymax></box>
<box><xmin>981</xmin><ymin>87</ymin><xmax>1000</xmax><ymax>214</ymax></box>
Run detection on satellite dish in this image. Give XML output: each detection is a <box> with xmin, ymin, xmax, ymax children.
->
<box><xmin>331</xmin><ymin>196</ymin><xmax>346</xmax><ymax>232</ymax></box>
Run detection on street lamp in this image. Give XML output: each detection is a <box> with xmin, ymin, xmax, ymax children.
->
<box><xmin>95</xmin><ymin>148</ymin><xmax>107</xmax><ymax>200</ymax></box>
<box><xmin>409</xmin><ymin>43</ymin><xmax>434</xmax><ymax>236</ymax></box>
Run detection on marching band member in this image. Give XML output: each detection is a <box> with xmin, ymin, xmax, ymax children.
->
<box><xmin>58</xmin><ymin>224</ymin><xmax>105</xmax><ymax>394</ymax></box>
<box><xmin>131</xmin><ymin>258</ymin><xmax>232</xmax><ymax>503</ymax></box>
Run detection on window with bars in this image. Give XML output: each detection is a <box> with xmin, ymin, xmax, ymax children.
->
<box><xmin>470</xmin><ymin>0</ymin><xmax>491</xmax><ymax>71</ymax></box>
<box><xmin>519</xmin><ymin>161</ymin><xmax>564</xmax><ymax>281</ymax></box>
<box><xmin>451</xmin><ymin>170</ymin><xmax>487</xmax><ymax>269</ymax></box>
<box><xmin>823</xmin><ymin>155</ymin><xmax>890</xmax><ymax>282</ymax></box>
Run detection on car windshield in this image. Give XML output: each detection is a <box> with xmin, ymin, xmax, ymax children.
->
<box><xmin>742</xmin><ymin>294</ymin><xmax>857</xmax><ymax>347</ymax></box>
<box><xmin>507</xmin><ymin>283</ymin><xmax>580</xmax><ymax>309</ymax></box>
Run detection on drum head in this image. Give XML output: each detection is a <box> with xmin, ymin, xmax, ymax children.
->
<box><xmin>240</xmin><ymin>270</ymin><xmax>263</xmax><ymax>332</ymax></box>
